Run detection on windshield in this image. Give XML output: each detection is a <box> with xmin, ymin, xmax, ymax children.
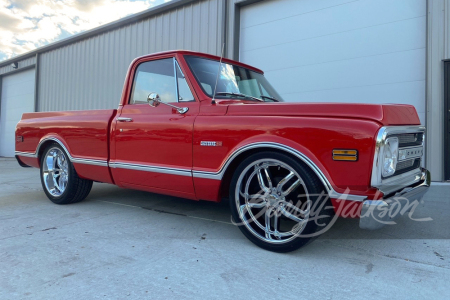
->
<box><xmin>185</xmin><ymin>56</ymin><xmax>283</xmax><ymax>102</ymax></box>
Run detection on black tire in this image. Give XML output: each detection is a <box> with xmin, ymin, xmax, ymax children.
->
<box><xmin>40</xmin><ymin>142</ymin><xmax>93</xmax><ymax>204</ymax></box>
<box><xmin>229</xmin><ymin>151</ymin><xmax>334</xmax><ymax>253</ymax></box>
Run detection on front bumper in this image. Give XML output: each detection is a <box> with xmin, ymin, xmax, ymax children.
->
<box><xmin>359</xmin><ymin>168</ymin><xmax>430</xmax><ymax>230</ymax></box>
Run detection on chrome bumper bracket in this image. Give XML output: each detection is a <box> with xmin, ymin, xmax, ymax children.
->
<box><xmin>360</xmin><ymin>168</ymin><xmax>430</xmax><ymax>230</ymax></box>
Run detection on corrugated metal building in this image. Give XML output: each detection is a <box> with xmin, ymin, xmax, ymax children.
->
<box><xmin>0</xmin><ymin>0</ymin><xmax>449</xmax><ymax>182</ymax></box>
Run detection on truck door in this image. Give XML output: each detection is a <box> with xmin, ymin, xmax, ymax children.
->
<box><xmin>111</xmin><ymin>55</ymin><xmax>199</xmax><ymax>198</ymax></box>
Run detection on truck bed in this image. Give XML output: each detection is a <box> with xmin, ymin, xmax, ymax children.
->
<box><xmin>15</xmin><ymin>109</ymin><xmax>117</xmax><ymax>182</ymax></box>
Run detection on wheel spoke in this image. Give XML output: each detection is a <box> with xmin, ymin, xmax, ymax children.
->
<box><xmin>256</xmin><ymin>167</ymin><xmax>271</xmax><ymax>193</ymax></box>
<box><xmin>279</xmin><ymin>205</ymin><xmax>304</xmax><ymax>223</ymax></box>
<box><xmin>43</xmin><ymin>172</ymin><xmax>55</xmax><ymax>190</ymax></box>
<box><xmin>52</xmin><ymin>173</ymin><xmax>61</xmax><ymax>192</ymax></box>
<box><xmin>240</xmin><ymin>191</ymin><xmax>266</xmax><ymax>200</ymax></box>
<box><xmin>56</xmin><ymin>154</ymin><xmax>64</xmax><ymax>169</ymax></box>
<box><xmin>284</xmin><ymin>200</ymin><xmax>309</xmax><ymax>216</ymax></box>
<box><xmin>282</xmin><ymin>179</ymin><xmax>301</xmax><ymax>196</ymax></box>
<box><xmin>272</xmin><ymin>208</ymin><xmax>281</xmax><ymax>239</ymax></box>
<box><xmin>45</xmin><ymin>154</ymin><xmax>55</xmax><ymax>172</ymax></box>
<box><xmin>265</xmin><ymin>207</ymin><xmax>274</xmax><ymax>239</ymax></box>
<box><xmin>52</xmin><ymin>153</ymin><xmax>58</xmax><ymax>170</ymax></box>
<box><xmin>239</xmin><ymin>200</ymin><xmax>267</xmax><ymax>216</ymax></box>
<box><xmin>263</xmin><ymin>167</ymin><xmax>272</xmax><ymax>189</ymax></box>
<box><xmin>277</xmin><ymin>172</ymin><xmax>294</xmax><ymax>192</ymax></box>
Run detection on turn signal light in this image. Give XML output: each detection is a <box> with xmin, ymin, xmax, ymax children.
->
<box><xmin>332</xmin><ymin>149</ymin><xmax>358</xmax><ymax>161</ymax></box>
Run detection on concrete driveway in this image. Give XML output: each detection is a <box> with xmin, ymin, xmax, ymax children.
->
<box><xmin>0</xmin><ymin>158</ymin><xmax>449</xmax><ymax>299</ymax></box>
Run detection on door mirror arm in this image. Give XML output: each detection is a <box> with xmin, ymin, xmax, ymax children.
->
<box><xmin>147</xmin><ymin>93</ymin><xmax>189</xmax><ymax>114</ymax></box>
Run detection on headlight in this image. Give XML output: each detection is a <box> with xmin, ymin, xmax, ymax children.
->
<box><xmin>381</xmin><ymin>137</ymin><xmax>399</xmax><ymax>177</ymax></box>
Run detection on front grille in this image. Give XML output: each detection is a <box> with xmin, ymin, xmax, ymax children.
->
<box><xmin>394</xmin><ymin>133</ymin><xmax>424</xmax><ymax>148</ymax></box>
<box><xmin>396</xmin><ymin>159</ymin><xmax>415</xmax><ymax>170</ymax></box>
<box><xmin>393</xmin><ymin>158</ymin><xmax>421</xmax><ymax>176</ymax></box>
<box><xmin>381</xmin><ymin>132</ymin><xmax>424</xmax><ymax>179</ymax></box>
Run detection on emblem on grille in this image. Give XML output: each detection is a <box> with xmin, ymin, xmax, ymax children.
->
<box><xmin>398</xmin><ymin>146</ymin><xmax>423</xmax><ymax>161</ymax></box>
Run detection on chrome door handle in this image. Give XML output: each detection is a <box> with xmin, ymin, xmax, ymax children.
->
<box><xmin>117</xmin><ymin>117</ymin><xmax>133</xmax><ymax>122</ymax></box>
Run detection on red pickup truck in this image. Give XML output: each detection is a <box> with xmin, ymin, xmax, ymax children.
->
<box><xmin>15</xmin><ymin>50</ymin><xmax>430</xmax><ymax>252</ymax></box>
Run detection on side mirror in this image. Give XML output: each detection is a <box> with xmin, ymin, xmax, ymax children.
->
<box><xmin>147</xmin><ymin>93</ymin><xmax>161</xmax><ymax>107</ymax></box>
<box><xmin>146</xmin><ymin>92</ymin><xmax>189</xmax><ymax>114</ymax></box>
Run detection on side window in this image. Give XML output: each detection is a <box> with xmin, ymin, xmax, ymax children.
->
<box><xmin>176</xmin><ymin>62</ymin><xmax>195</xmax><ymax>102</ymax></box>
<box><xmin>130</xmin><ymin>58</ymin><xmax>176</xmax><ymax>104</ymax></box>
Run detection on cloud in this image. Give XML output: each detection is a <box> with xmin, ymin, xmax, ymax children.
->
<box><xmin>0</xmin><ymin>0</ymin><xmax>168</xmax><ymax>61</ymax></box>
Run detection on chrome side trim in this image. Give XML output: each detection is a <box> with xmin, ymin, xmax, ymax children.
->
<box><xmin>71</xmin><ymin>158</ymin><xmax>108</xmax><ymax>167</ymax></box>
<box><xmin>18</xmin><ymin>139</ymin><xmax>370</xmax><ymax>201</ymax></box>
<box><xmin>109</xmin><ymin>162</ymin><xmax>192</xmax><ymax>177</ymax></box>
<box><xmin>371</xmin><ymin>126</ymin><xmax>426</xmax><ymax>193</ymax></box>
<box><xmin>192</xmin><ymin>142</ymin><xmax>367</xmax><ymax>202</ymax></box>
<box><xmin>15</xmin><ymin>137</ymin><xmax>108</xmax><ymax>167</ymax></box>
<box><xmin>14</xmin><ymin>151</ymin><xmax>37</xmax><ymax>158</ymax></box>
<box><xmin>328</xmin><ymin>190</ymin><xmax>368</xmax><ymax>202</ymax></box>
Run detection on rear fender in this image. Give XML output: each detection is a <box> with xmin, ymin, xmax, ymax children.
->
<box><xmin>34</xmin><ymin>135</ymin><xmax>113</xmax><ymax>183</ymax></box>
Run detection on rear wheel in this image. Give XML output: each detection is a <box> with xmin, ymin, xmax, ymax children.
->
<box><xmin>40</xmin><ymin>143</ymin><xmax>93</xmax><ymax>204</ymax></box>
<box><xmin>229</xmin><ymin>151</ymin><xmax>334</xmax><ymax>252</ymax></box>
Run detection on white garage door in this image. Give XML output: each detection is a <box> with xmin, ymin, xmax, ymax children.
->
<box><xmin>239</xmin><ymin>0</ymin><xmax>426</xmax><ymax>124</ymax></box>
<box><xmin>0</xmin><ymin>69</ymin><xmax>35</xmax><ymax>157</ymax></box>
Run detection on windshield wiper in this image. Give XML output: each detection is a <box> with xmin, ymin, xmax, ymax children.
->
<box><xmin>260</xmin><ymin>95</ymin><xmax>280</xmax><ymax>102</ymax></box>
<box><xmin>215</xmin><ymin>92</ymin><xmax>263</xmax><ymax>102</ymax></box>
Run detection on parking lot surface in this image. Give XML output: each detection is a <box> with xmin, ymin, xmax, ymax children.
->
<box><xmin>0</xmin><ymin>158</ymin><xmax>449</xmax><ymax>299</ymax></box>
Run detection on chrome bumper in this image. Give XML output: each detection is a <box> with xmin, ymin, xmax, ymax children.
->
<box><xmin>359</xmin><ymin>168</ymin><xmax>430</xmax><ymax>230</ymax></box>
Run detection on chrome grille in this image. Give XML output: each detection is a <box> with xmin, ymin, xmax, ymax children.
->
<box><xmin>393</xmin><ymin>158</ymin><xmax>421</xmax><ymax>176</ymax></box>
<box><xmin>395</xmin><ymin>133</ymin><xmax>423</xmax><ymax>147</ymax></box>
<box><xmin>384</xmin><ymin>132</ymin><xmax>424</xmax><ymax>178</ymax></box>
<box><xmin>396</xmin><ymin>159</ymin><xmax>414</xmax><ymax>171</ymax></box>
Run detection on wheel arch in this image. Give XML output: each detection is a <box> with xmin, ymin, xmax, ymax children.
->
<box><xmin>36</xmin><ymin>136</ymin><xmax>74</xmax><ymax>167</ymax></box>
<box><xmin>215</xmin><ymin>142</ymin><xmax>334</xmax><ymax>200</ymax></box>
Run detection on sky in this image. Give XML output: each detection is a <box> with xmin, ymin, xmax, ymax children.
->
<box><xmin>0</xmin><ymin>0</ymin><xmax>171</xmax><ymax>62</ymax></box>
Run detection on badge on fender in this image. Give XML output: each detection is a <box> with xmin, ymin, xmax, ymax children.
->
<box><xmin>200</xmin><ymin>141</ymin><xmax>223</xmax><ymax>147</ymax></box>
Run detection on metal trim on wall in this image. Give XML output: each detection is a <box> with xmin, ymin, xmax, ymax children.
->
<box><xmin>0</xmin><ymin>76</ymin><xmax>2</xmax><ymax>126</ymax></box>
<box><xmin>0</xmin><ymin>64</ymin><xmax>36</xmax><ymax>77</ymax></box>
<box><xmin>34</xmin><ymin>53</ymin><xmax>39</xmax><ymax>112</ymax></box>
<box><xmin>444</xmin><ymin>61</ymin><xmax>450</xmax><ymax>180</ymax></box>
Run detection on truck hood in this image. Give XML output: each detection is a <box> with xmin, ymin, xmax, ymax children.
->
<box><xmin>225</xmin><ymin>102</ymin><xmax>421</xmax><ymax>126</ymax></box>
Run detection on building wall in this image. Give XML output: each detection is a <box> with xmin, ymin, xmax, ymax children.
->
<box><xmin>37</xmin><ymin>0</ymin><xmax>224</xmax><ymax>112</ymax></box>
<box><xmin>239</xmin><ymin>0</ymin><xmax>427</xmax><ymax>125</ymax></box>
<box><xmin>0</xmin><ymin>56</ymin><xmax>36</xmax><ymax>76</ymax></box>
<box><xmin>426</xmin><ymin>0</ymin><xmax>450</xmax><ymax>181</ymax></box>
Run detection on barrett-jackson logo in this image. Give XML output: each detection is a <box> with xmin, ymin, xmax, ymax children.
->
<box><xmin>200</xmin><ymin>141</ymin><xmax>223</xmax><ymax>147</ymax></box>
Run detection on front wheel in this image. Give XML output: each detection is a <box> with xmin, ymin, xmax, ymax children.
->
<box><xmin>40</xmin><ymin>143</ymin><xmax>93</xmax><ymax>204</ymax></box>
<box><xmin>229</xmin><ymin>151</ymin><xmax>334</xmax><ymax>253</ymax></box>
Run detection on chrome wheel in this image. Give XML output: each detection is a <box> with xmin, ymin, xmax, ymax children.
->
<box><xmin>234</xmin><ymin>159</ymin><xmax>311</xmax><ymax>244</ymax></box>
<box><xmin>42</xmin><ymin>147</ymin><xmax>69</xmax><ymax>197</ymax></box>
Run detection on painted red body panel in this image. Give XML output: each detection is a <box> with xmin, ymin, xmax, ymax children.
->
<box><xmin>15</xmin><ymin>110</ymin><xmax>116</xmax><ymax>184</ymax></box>
<box><xmin>226</xmin><ymin>102</ymin><xmax>420</xmax><ymax>126</ymax></box>
<box><xmin>15</xmin><ymin>50</ymin><xmax>423</xmax><ymax>218</ymax></box>
<box><xmin>111</xmin><ymin>102</ymin><xmax>199</xmax><ymax>196</ymax></box>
